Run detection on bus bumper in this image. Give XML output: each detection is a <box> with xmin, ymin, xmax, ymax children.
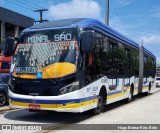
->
<box><xmin>9</xmin><ymin>90</ymin><xmax>98</xmax><ymax>113</ymax></box>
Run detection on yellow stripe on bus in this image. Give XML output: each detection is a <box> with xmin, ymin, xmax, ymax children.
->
<box><xmin>10</xmin><ymin>99</ymin><xmax>98</xmax><ymax>109</ymax></box>
<box><xmin>10</xmin><ymin>89</ymin><xmax>130</xmax><ymax>110</ymax></box>
<box><xmin>107</xmin><ymin>91</ymin><xmax>128</xmax><ymax>100</ymax></box>
<box><xmin>142</xmin><ymin>87</ymin><xmax>148</xmax><ymax>91</ymax></box>
<box><xmin>10</xmin><ymin>100</ymin><xmax>57</xmax><ymax>108</ymax></box>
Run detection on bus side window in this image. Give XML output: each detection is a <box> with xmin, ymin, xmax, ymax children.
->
<box><xmin>93</xmin><ymin>32</ymin><xmax>108</xmax><ymax>77</ymax></box>
<box><xmin>108</xmin><ymin>42</ymin><xmax>117</xmax><ymax>90</ymax></box>
<box><xmin>144</xmin><ymin>55</ymin><xmax>148</xmax><ymax>83</ymax></box>
<box><xmin>117</xmin><ymin>43</ymin><xmax>125</xmax><ymax>76</ymax></box>
<box><xmin>125</xmin><ymin>48</ymin><xmax>131</xmax><ymax>77</ymax></box>
<box><xmin>108</xmin><ymin>43</ymin><xmax>117</xmax><ymax>78</ymax></box>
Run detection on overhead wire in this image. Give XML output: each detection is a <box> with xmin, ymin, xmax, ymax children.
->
<box><xmin>110</xmin><ymin>0</ymin><xmax>136</xmax><ymax>40</ymax></box>
<box><xmin>111</xmin><ymin>0</ymin><xmax>134</xmax><ymax>37</ymax></box>
<box><xmin>115</xmin><ymin>0</ymin><xmax>137</xmax><ymax>36</ymax></box>
<box><xmin>117</xmin><ymin>0</ymin><xmax>140</xmax><ymax>42</ymax></box>
<box><xmin>5</xmin><ymin>0</ymin><xmax>34</xmax><ymax>11</ymax></box>
<box><xmin>4</xmin><ymin>0</ymin><xmax>47</xmax><ymax>25</ymax></box>
<box><xmin>14</xmin><ymin>0</ymin><xmax>39</xmax><ymax>10</ymax></box>
<box><xmin>25</xmin><ymin>0</ymin><xmax>45</xmax><ymax>9</ymax></box>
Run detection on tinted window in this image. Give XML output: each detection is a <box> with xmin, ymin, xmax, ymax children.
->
<box><xmin>144</xmin><ymin>55</ymin><xmax>148</xmax><ymax>78</ymax></box>
<box><xmin>1</xmin><ymin>62</ymin><xmax>10</xmax><ymax>69</ymax></box>
<box><xmin>117</xmin><ymin>43</ymin><xmax>125</xmax><ymax>76</ymax></box>
<box><xmin>156</xmin><ymin>78</ymin><xmax>160</xmax><ymax>80</ymax></box>
<box><xmin>93</xmin><ymin>32</ymin><xmax>109</xmax><ymax>76</ymax></box>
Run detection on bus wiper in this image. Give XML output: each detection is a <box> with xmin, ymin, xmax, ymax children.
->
<box><xmin>34</xmin><ymin>58</ymin><xmax>56</xmax><ymax>85</ymax></box>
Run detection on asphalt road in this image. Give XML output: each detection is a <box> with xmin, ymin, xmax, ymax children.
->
<box><xmin>0</xmin><ymin>88</ymin><xmax>159</xmax><ymax>133</ymax></box>
<box><xmin>52</xmin><ymin>88</ymin><xmax>160</xmax><ymax>133</ymax></box>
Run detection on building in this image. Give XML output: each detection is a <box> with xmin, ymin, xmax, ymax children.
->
<box><xmin>0</xmin><ymin>7</ymin><xmax>34</xmax><ymax>53</ymax></box>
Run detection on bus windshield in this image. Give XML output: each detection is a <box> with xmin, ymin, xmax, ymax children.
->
<box><xmin>13</xmin><ymin>29</ymin><xmax>79</xmax><ymax>79</ymax></box>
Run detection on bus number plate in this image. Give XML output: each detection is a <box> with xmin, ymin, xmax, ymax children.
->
<box><xmin>29</xmin><ymin>104</ymin><xmax>40</xmax><ymax>110</ymax></box>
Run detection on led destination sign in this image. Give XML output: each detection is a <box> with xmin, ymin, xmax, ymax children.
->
<box><xmin>27</xmin><ymin>34</ymin><xmax>72</xmax><ymax>43</ymax></box>
<box><xmin>16</xmin><ymin>67</ymin><xmax>36</xmax><ymax>74</ymax></box>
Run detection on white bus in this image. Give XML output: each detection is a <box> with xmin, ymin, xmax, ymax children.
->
<box><xmin>5</xmin><ymin>18</ymin><xmax>156</xmax><ymax>115</ymax></box>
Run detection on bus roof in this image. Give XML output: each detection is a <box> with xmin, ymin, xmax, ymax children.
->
<box><xmin>23</xmin><ymin>18</ymin><xmax>155</xmax><ymax>58</ymax></box>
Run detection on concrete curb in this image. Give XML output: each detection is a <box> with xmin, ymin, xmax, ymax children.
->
<box><xmin>0</xmin><ymin>106</ymin><xmax>13</xmax><ymax>112</ymax></box>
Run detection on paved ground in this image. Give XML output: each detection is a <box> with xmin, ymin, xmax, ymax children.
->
<box><xmin>0</xmin><ymin>105</ymin><xmax>10</xmax><ymax>112</ymax></box>
<box><xmin>51</xmin><ymin>88</ymin><xmax>160</xmax><ymax>133</ymax></box>
<box><xmin>0</xmin><ymin>88</ymin><xmax>159</xmax><ymax>133</ymax></box>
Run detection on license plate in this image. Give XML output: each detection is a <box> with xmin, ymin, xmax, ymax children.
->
<box><xmin>29</xmin><ymin>104</ymin><xmax>40</xmax><ymax>110</ymax></box>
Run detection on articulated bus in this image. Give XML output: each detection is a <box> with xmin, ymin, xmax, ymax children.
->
<box><xmin>5</xmin><ymin>18</ymin><xmax>156</xmax><ymax>115</ymax></box>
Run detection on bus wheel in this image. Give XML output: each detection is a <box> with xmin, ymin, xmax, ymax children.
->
<box><xmin>146</xmin><ymin>83</ymin><xmax>151</xmax><ymax>96</ymax></box>
<box><xmin>127</xmin><ymin>87</ymin><xmax>133</xmax><ymax>103</ymax></box>
<box><xmin>0</xmin><ymin>93</ymin><xmax>7</xmax><ymax>106</ymax></box>
<box><xmin>92</xmin><ymin>90</ymin><xmax>106</xmax><ymax>115</ymax></box>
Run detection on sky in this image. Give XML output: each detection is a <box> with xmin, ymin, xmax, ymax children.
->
<box><xmin>0</xmin><ymin>0</ymin><xmax>160</xmax><ymax>63</ymax></box>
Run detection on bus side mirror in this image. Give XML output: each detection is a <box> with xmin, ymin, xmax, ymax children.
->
<box><xmin>81</xmin><ymin>31</ymin><xmax>94</xmax><ymax>52</ymax></box>
<box><xmin>4</xmin><ymin>37</ymin><xmax>15</xmax><ymax>57</ymax></box>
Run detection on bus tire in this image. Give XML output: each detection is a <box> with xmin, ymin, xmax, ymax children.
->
<box><xmin>92</xmin><ymin>88</ymin><xmax>106</xmax><ymax>115</ymax></box>
<box><xmin>146</xmin><ymin>83</ymin><xmax>151</xmax><ymax>96</ymax></box>
<box><xmin>0</xmin><ymin>93</ymin><xmax>7</xmax><ymax>106</ymax></box>
<box><xmin>126</xmin><ymin>85</ymin><xmax>133</xmax><ymax>103</ymax></box>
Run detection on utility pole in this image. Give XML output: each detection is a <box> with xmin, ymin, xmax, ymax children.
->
<box><xmin>34</xmin><ymin>9</ymin><xmax>48</xmax><ymax>23</ymax></box>
<box><xmin>141</xmin><ymin>38</ymin><xmax>143</xmax><ymax>46</ymax></box>
<box><xmin>138</xmin><ymin>38</ymin><xmax>144</xmax><ymax>94</ymax></box>
<box><xmin>106</xmin><ymin>0</ymin><xmax>109</xmax><ymax>26</ymax></box>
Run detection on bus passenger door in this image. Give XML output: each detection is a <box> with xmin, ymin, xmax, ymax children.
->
<box><xmin>83</xmin><ymin>52</ymin><xmax>96</xmax><ymax>110</ymax></box>
<box><xmin>84</xmin><ymin>52</ymin><xmax>94</xmax><ymax>85</ymax></box>
<box><xmin>108</xmin><ymin>42</ymin><xmax>118</xmax><ymax>92</ymax></box>
<box><xmin>108</xmin><ymin>70</ymin><xmax>117</xmax><ymax>91</ymax></box>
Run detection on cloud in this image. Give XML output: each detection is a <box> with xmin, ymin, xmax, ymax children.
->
<box><xmin>109</xmin><ymin>17</ymin><xmax>138</xmax><ymax>41</ymax></box>
<box><xmin>47</xmin><ymin>0</ymin><xmax>101</xmax><ymax>20</ymax></box>
<box><xmin>110</xmin><ymin>17</ymin><xmax>128</xmax><ymax>34</ymax></box>
<box><xmin>140</xmin><ymin>34</ymin><xmax>160</xmax><ymax>45</ymax></box>
<box><xmin>140</xmin><ymin>33</ymin><xmax>160</xmax><ymax>64</ymax></box>
<box><xmin>110</xmin><ymin>17</ymin><xmax>160</xmax><ymax>62</ymax></box>
<box><xmin>157</xmin><ymin>57</ymin><xmax>160</xmax><ymax>64</ymax></box>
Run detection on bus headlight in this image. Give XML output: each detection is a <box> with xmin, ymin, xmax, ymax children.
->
<box><xmin>59</xmin><ymin>81</ymin><xmax>79</xmax><ymax>95</ymax></box>
<box><xmin>8</xmin><ymin>78</ymin><xmax>15</xmax><ymax>92</ymax></box>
